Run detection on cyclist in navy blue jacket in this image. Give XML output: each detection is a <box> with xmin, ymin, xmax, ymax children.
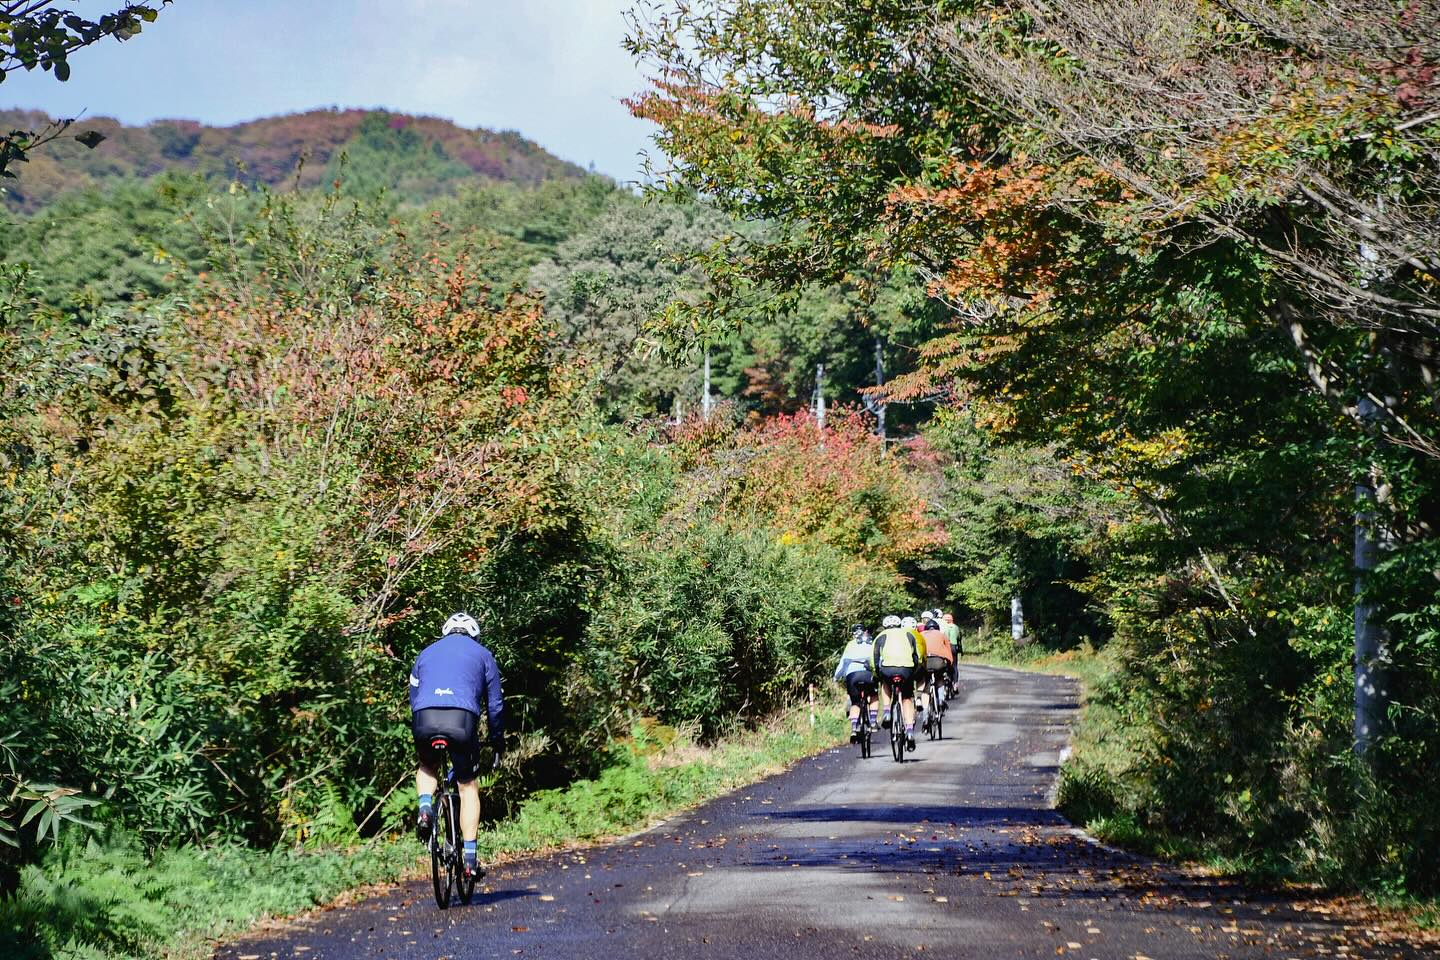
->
<box><xmin>410</xmin><ymin>612</ymin><xmax>504</xmax><ymax>877</ymax></box>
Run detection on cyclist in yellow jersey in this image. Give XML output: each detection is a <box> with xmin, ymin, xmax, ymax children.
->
<box><xmin>870</xmin><ymin>614</ymin><xmax>926</xmax><ymax>751</ymax></box>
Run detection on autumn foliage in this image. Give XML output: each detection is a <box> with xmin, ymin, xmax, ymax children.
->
<box><xmin>0</xmin><ymin>184</ymin><xmax>933</xmax><ymax>869</ymax></box>
<box><xmin>628</xmin><ymin>0</ymin><xmax>1440</xmax><ymax>890</ymax></box>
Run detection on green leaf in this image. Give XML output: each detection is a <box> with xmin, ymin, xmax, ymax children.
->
<box><xmin>75</xmin><ymin>130</ymin><xmax>105</xmax><ymax>150</ymax></box>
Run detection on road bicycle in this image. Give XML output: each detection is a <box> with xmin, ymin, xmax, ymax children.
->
<box><xmin>884</xmin><ymin>673</ymin><xmax>907</xmax><ymax>763</ymax></box>
<box><xmin>922</xmin><ymin>668</ymin><xmax>946</xmax><ymax>741</ymax></box>
<box><xmin>856</xmin><ymin>680</ymin><xmax>877</xmax><ymax>759</ymax></box>
<box><xmin>425</xmin><ymin>736</ymin><xmax>478</xmax><ymax>909</ymax></box>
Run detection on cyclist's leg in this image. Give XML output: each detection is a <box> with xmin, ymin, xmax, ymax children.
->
<box><xmin>844</xmin><ymin>675</ymin><xmax>862</xmax><ymax>739</ymax></box>
<box><xmin>416</xmin><ymin>764</ymin><xmax>439</xmax><ymax>801</ymax></box>
<box><xmin>451</xmin><ymin>735</ymin><xmax>484</xmax><ymax>874</ymax></box>
<box><xmin>845</xmin><ymin>675</ymin><xmax>864</xmax><ymax>721</ymax></box>
<box><xmin>877</xmin><ymin>676</ymin><xmax>893</xmax><ymax>725</ymax></box>
<box><xmin>457</xmin><ymin>778</ymin><xmax>481</xmax><ymax>841</ymax></box>
<box><xmin>898</xmin><ymin>669</ymin><xmax>918</xmax><ymax>736</ymax></box>
<box><xmin>412</xmin><ymin>710</ymin><xmax>446</xmax><ymax>840</ymax></box>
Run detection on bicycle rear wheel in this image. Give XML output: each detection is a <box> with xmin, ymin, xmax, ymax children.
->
<box><xmin>452</xmin><ymin>793</ymin><xmax>477</xmax><ymax>904</ymax></box>
<box><xmin>430</xmin><ymin>794</ymin><xmax>453</xmax><ymax>909</ymax></box>
<box><xmin>889</xmin><ymin>694</ymin><xmax>905</xmax><ymax>763</ymax></box>
<box><xmin>929</xmin><ymin>677</ymin><xmax>943</xmax><ymax>740</ymax></box>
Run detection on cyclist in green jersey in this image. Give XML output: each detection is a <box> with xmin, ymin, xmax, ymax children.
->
<box><xmin>870</xmin><ymin>614</ymin><xmax>926</xmax><ymax>751</ymax></box>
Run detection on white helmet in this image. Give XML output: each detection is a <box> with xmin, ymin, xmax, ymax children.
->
<box><xmin>901</xmin><ymin>616</ymin><xmax>918</xmax><ymax>630</ymax></box>
<box><xmin>881</xmin><ymin>615</ymin><xmax>902</xmax><ymax>629</ymax></box>
<box><xmin>441</xmin><ymin>612</ymin><xmax>480</xmax><ymax>638</ymax></box>
<box><xmin>925</xmin><ymin>609</ymin><xmax>942</xmax><ymax>621</ymax></box>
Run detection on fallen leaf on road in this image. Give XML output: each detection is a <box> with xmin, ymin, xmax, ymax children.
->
<box><xmin>539</xmin><ymin>895</ymin><xmax>555</xmax><ymax>902</ymax></box>
<box><xmin>511</xmin><ymin>926</ymin><xmax>529</xmax><ymax>932</ymax></box>
<box><xmin>934</xmin><ymin>897</ymin><xmax>948</xmax><ymax>903</ymax></box>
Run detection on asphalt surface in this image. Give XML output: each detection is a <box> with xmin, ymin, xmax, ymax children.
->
<box><xmin>218</xmin><ymin>664</ymin><xmax>1434</xmax><ymax>959</ymax></box>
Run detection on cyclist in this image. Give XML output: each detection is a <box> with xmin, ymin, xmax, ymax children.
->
<box><xmin>833</xmin><ymin>624</ymin><xmax>879</xmax><ymax>742</ymax></box>
<box><xmin>940</xmin><ymin>611</ymin><xmax>964</xmax><ymax>660</ymax></box>
<box><xmin>409</xmin><ymin>612</ymin><xmax>504</xmax><ymax>878</ymax></box>
<box><xmin>871</xmin><ymin>614</ymin><xmax>926</xmax><ymax>751</ymax></box>
<box><xmin>917</xmin><ymin>613</ymin><xmax>955</xmax><ymax>707</ymax></box>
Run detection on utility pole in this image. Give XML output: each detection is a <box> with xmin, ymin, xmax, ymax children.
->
<box><xmin>813</xmin><ymin>363</ymin><xmax>826</xmax><ymax>433</ymax></box>
<box><xmin>701</xmin><ymin>347</ymin><xmax>713</xmax><ymax>420</ymax></box>
<box><xmin>1353</xmin><ymin>395</ymin><xmax>1391</xmax><ymax>756</ymax></box>
<box><xmin>862</xmin><ymin>336</ymin><xmax>888</xmax><ymax>456</ymax></box>
<box><xmin>875</xmin><ymin>337</ymin><xmax>887</xmax><ymax>443</ymax></box>
<box><xmin>1352</xmin><ymin>228</ymin><xmax>1391</xmax><ymax>758</ymax></box>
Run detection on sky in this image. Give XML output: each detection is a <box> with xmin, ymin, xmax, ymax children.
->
<box><xmin>0</xmin><ymin>0</ymin><xmax>659</xmax><ymax>183</ymax></box>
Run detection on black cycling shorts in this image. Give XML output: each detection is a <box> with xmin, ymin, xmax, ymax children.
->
<box><xmin>845</xmin><ymin>670</ymin><xmax>877</xmax><ymax>707</ymax></box>
<box><xmin>413</xmin><ymin>708</ymin><xmax>481</xmax><ymax>783</ymax></box>
<box><xmin>878</xmin><ymin>664</ymin><xmax>917</xmax><ymax>698</ymax></box>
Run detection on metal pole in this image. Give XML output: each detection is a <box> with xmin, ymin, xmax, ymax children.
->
<box><xmin>702</xmin><ymin>348</ymin><xmax>713</xmax><ymax>420</ymax></box>
<box><xmin>1353</xmin><ymin>396</ymin><xmax>1390</xmax><ymax>756</ymax></box>
<box><xmin>1352</xmin><ymin>228</ymin><xmax>1390</xmax><ymax>758</ymax></box>
<box><xmin>874</xmin><ymin>337</ymin><xmax>887</xmax><ymax>451</ymax></box>
<box><xmin>815</xmin><ymin>363</ymin><xmax>826</xmax><ymax>432</ymax></box>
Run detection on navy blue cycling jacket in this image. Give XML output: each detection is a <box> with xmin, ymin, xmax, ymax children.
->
<box><xmin>408</xmin><ymin>632</ymin><xmax>504</xmax><ymax>743</ymax></box>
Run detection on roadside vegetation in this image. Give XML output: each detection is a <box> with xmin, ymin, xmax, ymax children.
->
<box><xmin>3</xmin><ymin>0</ymin><xmax>1438</xmax><ymax>953</ymax></box>
<box><xmin>3</xmin><ymin>707</ymin><xmax>844</xmax><ymax>960</ymax></box>
<box><xmin>629</xmin><ymin>0</ymin><xmax>1440</xmax><ymax>899</ymax></box>
<box><xmin>0</xmin><ymin>139</ymin><xmax>924</xmax><ymax>956</ymax></box>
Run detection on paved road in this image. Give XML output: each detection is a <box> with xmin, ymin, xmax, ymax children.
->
<box><xmin>219</xmin><ymin>665</ymin><xmax>1431</xmax><ymax>959</ymax></box>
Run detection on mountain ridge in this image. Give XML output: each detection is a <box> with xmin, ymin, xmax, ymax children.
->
<box><xmin>0</xmin><ymin>107</ymin><xmax>590</xmax><ymax>213</ymax></box>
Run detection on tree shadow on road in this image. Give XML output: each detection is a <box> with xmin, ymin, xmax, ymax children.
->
<box><xmin>755</xmin><ymin>803</ymin><xmax>1067</xmax><ymax>828</ymax></box>
<box><xmin>725</xmin><ymin>819</ymin><xmax>1440</xmax><ymax>958</ymax></box>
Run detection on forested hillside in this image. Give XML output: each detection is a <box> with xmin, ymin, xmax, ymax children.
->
<box><xmin>0</xmin><ymin>108</ymin><xmax>587</xmax><ymax>213</ymax></box>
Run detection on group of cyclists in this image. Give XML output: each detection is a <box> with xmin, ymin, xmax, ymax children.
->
<box><xmin>833</xmin><ymin>610</ymin><xmax>962</xmax><ymax>752</ymax></box>
<box><xmin>404</xmin><ymin>604</ymin><xmax>964</xmax><ymax>886</ymax></box>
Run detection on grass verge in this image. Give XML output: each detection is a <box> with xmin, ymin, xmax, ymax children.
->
<box><xmin>2</xmin><ymin>702</ymin><xmax>845</xmax><ymax>960</ymax></box>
